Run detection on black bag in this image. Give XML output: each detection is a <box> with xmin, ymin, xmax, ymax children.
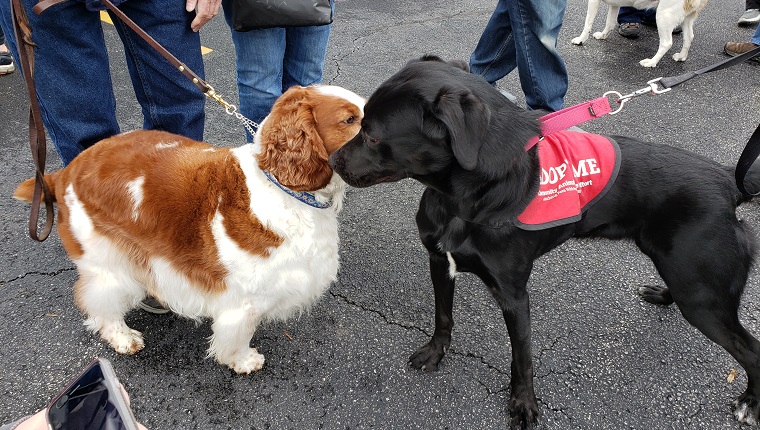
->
<box><xmin>231</xmin><ymin>0</ymin><xmax>333</xmax><ymax>31</ymax></box>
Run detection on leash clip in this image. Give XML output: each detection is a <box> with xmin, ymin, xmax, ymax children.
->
<box><xmin>604</xmin><ymin>78</ymin><xmax>672</xmax><ymax>115</ymax></box>
<box><xmin>203</xmin><ymin>83</ymin><xmax>260</xmax><ymax>139</ymax></box>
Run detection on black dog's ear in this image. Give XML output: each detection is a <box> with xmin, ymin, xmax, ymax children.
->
<box><xmin>418</xmin><ymin>54</ymin><xmax>446</xmax><ymax>63</ymax></box>
<box><xmin>416</xmin><ymin>55</ymin><xmax>470</xmax><ymax>72</ymax></box>
<box><xmin>447</xmin><ymin>59</ymin><xmax>469</xmax><ymax>72</ymax></box>
<box><xmin>433</xmin><ymin>87</ymin><xmax>491</xmax><ymax>170</ymax></box>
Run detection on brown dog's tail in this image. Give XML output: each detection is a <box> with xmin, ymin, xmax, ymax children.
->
<box><xmin>13</xmin><ymin>172</ymin><xmax>59</xmax><ymax>204</ymax></box>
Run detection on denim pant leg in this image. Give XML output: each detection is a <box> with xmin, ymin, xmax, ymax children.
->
<box><xmin>112</xmin><ymin>0</ymin><xmax>205</xmax><ymax>141</ymax></box>
<box><xmin>222</xmin><ymin>0</ymin><xmax>331</xmax><ymax>141</ymax></box>
<box><xmin>751</xmin><ymin>25</ymin><xmax>760</xmax><ymax>45</ymax></box>
<box><xmin>0</xmin><ymin>0</ymin><xmax>119</xmax><ymax>165</ymax></box>
<box><xmin>618</xmin><ymin>7</ymin><xmax>656</xmax><ymax>25</ymax></box>
<box><xmin>469</xmin><ymin>0</ymin><xmax>517</xmax><ymax>85</ymax></box>
<box><xmin>469</xmin><ymin>0</ymin><xmax>568</xmax><ymax>112</ymax></box>
<box><xmin>282</xmin><ymin>23</ymin><xmax>331</xmax><ymax>90</ymax></box>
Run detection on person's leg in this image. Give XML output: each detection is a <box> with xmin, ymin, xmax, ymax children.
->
<box><xmin>752</xmin><ymin>24</ymin><xmax>760</xmax><ymax>44</ymax></box>
<box><xmin>617</xmin><ymin>7</ymin><xmax>644</xmax><ymax>24</ymax></box>
<box><xmin>222</xmin><ymin>0</ymin><xmax>286</xmax><ymax>141</ymax></box>
<box><xmin>510</xmin><ymin>0</ymin><xmax>568</xmax><ymax>112</ymax></box>
<box><xmin>0</xmin><ymin>0</ymin><xmax>119</xmax><ymax>165</ymax></box>
<box><xmin>468</xmin><ymin>0</ymin><xmax>518</xmax><ymax>85</ymax></box>
<box><xmin>282</xmin><ymin>21</ymin><xmax>332</xmax><ymax>91</ymax></box>
<box><xmin>112</xmin><ymin>0</ymin><xmax>205</xmax><ymax>141</ymax></box>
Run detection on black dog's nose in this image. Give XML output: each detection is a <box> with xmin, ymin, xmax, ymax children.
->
<box><xmin>328</xmin><ymin>152</ymin><xmax>344</xmax><ymax>172</ymax></box>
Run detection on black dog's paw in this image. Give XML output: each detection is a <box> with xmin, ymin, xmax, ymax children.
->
<box><xmin>734</xmin><ymin>391</ymin><xmax>760</xmax><ymax>425</ymax></box>
<box><xmin>637</xmin><ymin>285</ymin><xmax>674</xmax><ymax>306</ymax></box>
<box><xmin>409</xmin><ymin>337</ymin><xmax>449</xmax><ymax>372</ymax></box>
<box><xmin>508</xmin><ymin>396</ymin><xmax>539</xmax><ymax>430</ymax></box>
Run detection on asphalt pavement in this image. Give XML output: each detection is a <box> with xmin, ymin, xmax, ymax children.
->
<box><xmin>1</xmin><ymin>1</ymin><xmax>760</xmax><ymax>429</ymax></box>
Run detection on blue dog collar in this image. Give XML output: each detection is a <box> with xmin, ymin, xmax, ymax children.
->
<box><xmin>262</xmin><ymin>170</ymin><xmax>332</xmax><ymax>209</ymax></box>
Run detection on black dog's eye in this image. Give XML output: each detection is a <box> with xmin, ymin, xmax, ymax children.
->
<box><xmin>363</xmin><ymin>130</ymin><xmax>380</xmax><ymax>145</ymax></box>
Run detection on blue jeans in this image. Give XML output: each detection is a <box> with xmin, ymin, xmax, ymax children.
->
<box><xmin>0</xmin><ymin>0</ymin><xmax>205</xmax><ymax>165</ymax></box>
<box><xmin>221</xmin><ymin>0</ymin><xmax>332</xmax><ymax>141</ymax></box>
<box><xmin>752</xmin><ymin>25</ymin><xmax>760</xmax><ymax>45</ymax></box>
<box><xmin>617</xmin><ymin>7</ymin><xmax>656</xmax><ymax>25</ymax></box>
<box><xmin>469</xmin><ymin>0</ymin><xmax>568</xmax><ymax>112</ymax></box>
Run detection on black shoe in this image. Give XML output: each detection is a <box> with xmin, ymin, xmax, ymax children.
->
<box><xmin>137</xmin><ymin>296</ymin><xmax>171</xmax><ymax>314</ymax></box>
<box><xmin>618</xmin><ymin>22</ymin><xmax>641</xmax><ymax>38</ymax></box>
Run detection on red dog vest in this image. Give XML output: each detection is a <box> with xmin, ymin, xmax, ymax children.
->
<box><xmin>515</xmin><ymin>131</ymin><xmax>620</xmax><ymax>230</ymax></box>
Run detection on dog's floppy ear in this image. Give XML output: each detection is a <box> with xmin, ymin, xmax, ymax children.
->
<box><xmin>432</xmin><ymin>87</ymin><xmax>491</xmax><ymax>170</ymax></box>
<box><xmin>416</xmin><ymin>55</ymin><xmax>470</xmax><ymax>72</ymax></box>
<box><xmin>257</xmin><ymin>86</ymin><xmax>333</xmax><ymax>191</ymax></box>
<box><xmin>447</xmin><ymin>59</ymin><xmax>469</xmax><ymax>72</ymax></box>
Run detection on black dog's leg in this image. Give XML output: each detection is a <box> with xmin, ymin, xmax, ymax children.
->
<box><xmin>497</xmin><ymin>285</ymin><xmax>538</xmax><ymax>429</ymax></box>
<box><xmin>676</xmin><ymin>300</ymin><xmax>760</xmax><ymax>425</ymax></box>
<box><xmin>637</xmin><ymin>285</ymin><xmax>674</xmax><ymax>305</ymax></box>
<box><xmin>643</xmin><ymin>223</ymin><xmax>760</xmax><ymax>425</ymax></box>
<box><xmin>410</xmin><ymin>252</ymin><xmax>455</xmax><ymax>372</ymax></box>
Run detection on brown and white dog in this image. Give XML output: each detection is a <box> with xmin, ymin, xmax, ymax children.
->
<box><xmin>570</xmin><ymin>0</ymin><xmax>709</xmax><ymax>67</ymax></box>
<box><xmin>14</xmin><ymin>85</ymin><xmax>365</xmax><ymax>374</ymax></box>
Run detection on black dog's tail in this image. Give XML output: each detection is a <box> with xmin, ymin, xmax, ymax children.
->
<box><xmin>733</xmin><ymin>162</ymin><xmax>760</xmax><ymax>205</ymax></box>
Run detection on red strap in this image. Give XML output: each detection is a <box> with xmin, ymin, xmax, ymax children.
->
<box><xmin>525</xmin><ymin>96</ymin><xmax>613</xmax><ymax>150</ymax></box>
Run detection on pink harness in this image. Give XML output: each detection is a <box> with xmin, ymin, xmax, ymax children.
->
<box><xmin>515</xmin><ymin>131</ymin><xmax>620</xmax><ymax>230</ymax></box>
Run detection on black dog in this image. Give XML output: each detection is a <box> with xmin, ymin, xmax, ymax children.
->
<box><xmin>330</xmin><ymin>55</ymin><xmax>760</xmax><ymax>428</ymax></box>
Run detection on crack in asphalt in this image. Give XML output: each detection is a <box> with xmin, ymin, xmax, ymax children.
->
<box><xmin>0</xmin><ymin>267</ymin><xmax>75</xmax><ymax>286</ymax></box>
<box><xmin>329</xmin><ymin>290</ymin><xmax>514</xmax><ymax>376</ymax></box>
<box><xmin>328</xmin><ymin>290</ymin><xmax>431</xmax><ymax>337</ymax></box>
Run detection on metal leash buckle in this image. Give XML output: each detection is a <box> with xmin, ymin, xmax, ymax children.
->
<box><xmin>203</xmin><ymin>84</ymin><xmax>260</xmax><ymax>137</ymax></box>
<box><xmin>603</xmin><ymin>78</ymin><xmax>672</xmax><ymax>115</ymax></box>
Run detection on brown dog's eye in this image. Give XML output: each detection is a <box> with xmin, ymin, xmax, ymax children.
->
<box><xmin>345</xmin><ymin>116</ymin><xmax>356</xmax><ymax>124</ymax></box>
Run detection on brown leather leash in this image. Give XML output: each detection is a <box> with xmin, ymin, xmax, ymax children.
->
<box><xmin>11</xmin><ymin>0</ymin><xmax>53</xmax><ymax>241</ymax></box>
<box><xmin>12</xmin><ymin>0</ymin><xmax>243</xmax><ymax>241</ymax></box>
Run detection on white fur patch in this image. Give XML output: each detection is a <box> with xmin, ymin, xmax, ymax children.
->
<box><xmin>126</xmin><ymin>176</ymin><xmax>145</xmax><ymax>222</ymax></box>
<box><xmin>446</xmin><ymin>252</ymin><xmax>459</xmax><ymax>279</ymax></box>
<box><xmin>155</xmin><ymin>141</ymin><xmax>180</xmax><ymax>149</ymax></box>
<box><xmin>316</xmin><ymin>85</ymin><xmax>366</xmax><ymax>115</ymax></box>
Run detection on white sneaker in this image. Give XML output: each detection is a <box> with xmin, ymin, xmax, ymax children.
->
<box><xmin>738</xmin><ymin>9</ymin><xmax>760</xmax><ymax>25</ymax></box>
<box><xmin>0</xmin><ymin>53</ymin><xmax>14</xmax><ymax>75</ymax></box>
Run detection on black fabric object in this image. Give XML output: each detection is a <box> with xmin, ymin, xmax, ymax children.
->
<box><xmin>231</xmin><ymin>0</ymin><xmax>332</xmax><ymax>31</ymax></box>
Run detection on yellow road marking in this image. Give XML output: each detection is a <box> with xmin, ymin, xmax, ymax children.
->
<box><xmin>99</xmin><ymin>11</ymin><xmax>213</xmax><ymax>55</ymax></box>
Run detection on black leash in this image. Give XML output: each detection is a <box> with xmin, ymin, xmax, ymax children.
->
<box><xmin>658</xmin><ymin>46</ymin><xmax>760</xmax><ymax>89</ymax></box>
<box><xmin>654</xmin><ymin>46</ymin><xmax>760</xmax><ymax>195</ymax></box>
<box><xmin>736</xmin><ymin>123</ymin><xmax>760</xmax><ymax>196</ymax></box>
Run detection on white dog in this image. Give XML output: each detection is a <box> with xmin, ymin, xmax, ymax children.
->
<box><xmin>571</xmin><ymin>0</ymin><xmax>709</xmax><ymax>67</ymax></box>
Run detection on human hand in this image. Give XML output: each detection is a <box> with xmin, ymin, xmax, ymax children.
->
<box><xmin>187</xmin><ymin>0</ymin><xmax>222</xmax><ymax>32</ymax></box>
